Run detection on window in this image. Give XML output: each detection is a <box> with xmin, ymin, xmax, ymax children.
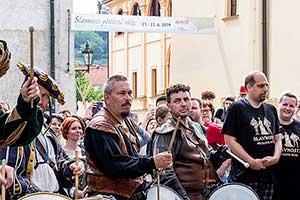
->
<box><xmin>132</xmin><ymin>72</ymin><xmax>137</xmax><ymax>98</ymax></box>
<box><xmin>225</xmin><ymin>0</ymin><xmax>238</xmax><ymax>18</ymax></box>
<box><xmin>132</xmin><ymin>3</ymin><xmax>141</xmax><ymax>16</ymax></box>
<box><xmin>231</xmin><ymin>0</ymin><xmax>237</xmax><ymax>16</ymax></box>
<box><xmin>116</xmin><ymin>8</ymin><xmax>124</xmax><ymax>35</ymax></box>
<box><xmin>167</xmin><ymin>0</ymin><xmax>172</xmax><ymax>16</ymax></box>
<box><xmin>150</xmin><ymin>0</ymin><xmax>160</xmax><ymax>16</ymax></box>
<box><xmin>151</xmin><ymin>69</ymin><xmax>157</xmax><ymax>96</ymax></box>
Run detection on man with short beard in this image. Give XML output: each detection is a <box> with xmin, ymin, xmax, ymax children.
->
<box><xmin>222</xmin><ymin>71</ymin><xmax>282</xmax><ymax>200</ymax></box>
<box><xmin>147</xmin><ymin>84</ymin><xmax>219</xmax><ymax>200</ymax></box>
<box><xmin>84</xmin><ymin>75</ymin><xmax>172</xmax><ymax>200</ymax></box>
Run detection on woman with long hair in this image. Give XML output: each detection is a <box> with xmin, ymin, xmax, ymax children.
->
<box><xmin>61</xmin><ymin>116</ymin><xmax>87</xmax><ymax>198</ymax></box>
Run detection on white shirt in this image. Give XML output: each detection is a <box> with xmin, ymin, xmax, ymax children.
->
<box><xmin>30</xmin><ymin>129</ymin><xmax>59</xmax><ymax>192</ymax></box>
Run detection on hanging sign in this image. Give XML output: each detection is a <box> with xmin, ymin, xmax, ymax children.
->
<box><xmin>71</xmin><ymin>13</ymin><xmax>215</xmax><ymax>34</ymax></box>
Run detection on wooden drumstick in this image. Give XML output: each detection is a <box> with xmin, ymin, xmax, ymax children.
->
<box><xmin>168</xmin><ymin>117</ymin><xmax>181</xmax><ymax>153</ymax></box>
<box><xmin>29</xmin><ymin>26</ymin><xmax>34</xmax><ymax>108</ymax></box>
<box><xmin>1</xmin><ymin>159</ymin><xmax>6</xmax><ymax>200</ymax></box>
<box><xmin>156</xmin><ymin>149</ymin><xmax>160</xmax><ymax>200</ymax></box>
<box><xmin>75</xmin><ymin>150</ymin><xmax>79</xmax><ymax>200</ymax></box>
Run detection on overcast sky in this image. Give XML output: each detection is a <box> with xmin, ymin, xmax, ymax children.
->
<box><xmin>73</xmin><ymin>0</ymin><xmax>99</xmax><ymax>13</ymax></box>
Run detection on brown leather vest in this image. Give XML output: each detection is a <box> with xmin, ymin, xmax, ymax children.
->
<box><xmin>86</xmin><ymin>108</ymin><xmax>143</xmax><ymax>198</ymax></box>
<box><xmin>174</xmin><ymin>126</ymin><xmax>210</xmax><ymax>195</ymax></box>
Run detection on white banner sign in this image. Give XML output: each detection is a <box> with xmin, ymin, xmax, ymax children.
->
<box><xmin>71</xmin><ymin>13</ymin><xmax>215</xmax><ymax>34</ymax></box>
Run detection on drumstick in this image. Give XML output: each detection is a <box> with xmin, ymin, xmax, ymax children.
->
<box><xmin>75</xmin><ymin>150</ymin><xmax>79</xmax><ymax>200</ymax></box>
<box><xmin>29</xmin><ymin>26</ymin><xmax>34</xmax><ymax>108</ymax></box>
<box><xmin>218</xmin><ymin>144</ymin><xmax>250</xmax><ymax>168</ymax></box>
<box><xmin>168</xmin><ymin>117</ymin><xmax>181</xmax><ymax>153</ymax></box>
<box><xmin>1</xmin><ymin>159</ymin><xmax>6</xmax><ymax>200</ymax></box>
<box><xmin>156</xmin><ymin>149</ymin><xmax>160</xmax><ymax>200</ymax></box>
<box><xmin>226</xmin><ymin>149</ymin><xmax>249</xmax><ymax>168</ymax></box>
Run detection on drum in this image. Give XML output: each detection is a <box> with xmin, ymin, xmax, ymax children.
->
<box><xmin>208</xmin><ymin>183</ymin><xmax>259</xmax><ymax>200</ymax></box>
<box><xmin>146</xmin><ymin>185</ymin><xmax>183</xmax><ymax>200</ymax></box>
<box><xmin>18</xmin><ymin>192</ymin><xmax>71</xmax><ymax>200</ymax></box>
<box><xmin>81</xmin><ymin>194</ymin><xmax>115</xmax><ymax>200</ymax></box>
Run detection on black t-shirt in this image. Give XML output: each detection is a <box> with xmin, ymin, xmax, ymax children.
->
<box><xmin>273</xmin><ymin>119</ymin><xmax>300</xmax><ymax>200</ymax></box>
<box><xmin>222</xmin><ymin>99</ymin><xmax>279</xmax><ymax>183</ymax></box>
<box><xmin>215</xmin><ymin>108</ymin><xmax>224</xmax><ymax>121</ymax></box>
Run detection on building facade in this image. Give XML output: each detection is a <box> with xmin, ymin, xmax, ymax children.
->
<box><xmin>171</xmin><ymin>0</ymin><xmax>300</xmax><ymax>104</ymax></box>
<box><xmin>105</xmin><ymin>0</ymin><xmax>300</xmax><ymax>117</ymax></box>
<box><xmin>103</xmin><ymin>0</ymin><xmax>172</xmax><ymax>118</ymax></box>
<box><xmin>0</xmin><ymin>0</ymin><xmax>76</xmax><ymax>113</ymax></box>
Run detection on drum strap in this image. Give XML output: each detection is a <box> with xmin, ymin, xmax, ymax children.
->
<box><xmin>34</xmin><ymin>138</ymin><xmax>69</xmax><ymax>196</ymax></box>
<box><xmin>35</xmin><ymin>137</ymin><xmax>57</xmax><ymax>170</ymax></box>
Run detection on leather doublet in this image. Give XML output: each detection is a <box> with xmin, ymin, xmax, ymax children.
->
<box><xmin>86</xmin><ymin>108</ymin><xmax>143</xmax><ymax>198</ymax></box>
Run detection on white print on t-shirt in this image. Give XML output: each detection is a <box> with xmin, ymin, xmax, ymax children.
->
<box><xmin>284</xmin><ymin>132</ymin><xmax>294</xmax><ymax>147</ymax></box>
<box><xmin>282</xmin><ymin>132</ymin><xmax>300</xmax><ymax>157</ymax></box>
<box><xmin>250</xmin><ymin>118</ymin><xmax>260</xmax><ymax>135</ymax></box>
<box><xmin>251</xmin><ymin>117</ymin><xmax>274</xmax><ymax>145</ymax></box>
<box><xmin>250</xmin><ymin>117</ymin><xmax>272</xmax><ymax>136</ymax></box>
<box><xmin>283</xmin><ymin>132</ymin><xmax>300</xmax><ymax>148</ymax></box>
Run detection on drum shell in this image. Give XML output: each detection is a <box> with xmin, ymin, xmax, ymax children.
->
<box><xmin>146</xmin><ymin>185</ymin><xmax>183</xmax><ymax>200</ymax></box>
<box><xmin>17</xmin><ymin>192</ymin><xmax>71</xmax><ymax>200</ymax></box>
<box><xmin>208</xmin><ymin>183</ymin><xmax>259</xmax><ymax>200</ymax></box>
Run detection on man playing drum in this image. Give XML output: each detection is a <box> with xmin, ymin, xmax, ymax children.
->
<box><xmin>0</xmin><ymin>64</ymin><xmax>84</xmax><ymax>199</ymax></box>
<box><xmin>222</xmin><ymin>71</ymin><xmax>282</xmax><ymax>200</ymax></box>
<box><xmin>147</xmin><ymin>84</ymin><xmax>222</xmax><ymax>200</ymax></box>
<box><xmin>0</xmin><ymin>40</ymin><xmax>43</xmax><ymax>146</ymax></box>
<box><xmin>84</xmin><ymin>75</ymin><xmax>172</xmax><ymax>200</ymax></box>
<box><xmin>0</xmin><ymin>40</ymin><xmax>43</xmax><ymax>189</ymax></box>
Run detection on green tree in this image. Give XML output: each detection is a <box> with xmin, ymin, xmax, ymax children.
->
<box><xmin>74</xmin><ymin>31</ymin><xmax>107</xmax><ymax>65</ymax></box>
<box><xmin>76</xmin><ymin>74</ymin><xmax>103</xmax><ymax>106</ymax></box>
<box><xmin>86</xmin><ymin>87</ymin><xmax>103</xmax><ymax>102</ymax></box>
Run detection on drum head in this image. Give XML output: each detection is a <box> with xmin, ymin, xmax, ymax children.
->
<box><xmin>208</xmin><ymin>183</ymin><xmax>259</xmax><ymax>200</ymax></box>
<box><xmin>147</xmin><ymin>185</ymin><xmax>183</xmax><ymax>200</ymax></box>
<box><xmin>18</xmin><ymin>192</ymin><xmax>71</xmax><ymax>200</ymax></box>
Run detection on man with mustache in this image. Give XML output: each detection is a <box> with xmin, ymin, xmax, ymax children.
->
<box><xmin>84</xmin><ymin>75</ymin><xmax>172</xmax><ymax>200</ymax></box>
<box><xmin>222</xmin><ymin>71</ymin><xmax>282</xmax><ymax>200</ymax></box>
<box><xmin>147</xmin><ymin>84</ymin><xmax>218</xmax><ymax>200</ymax></box>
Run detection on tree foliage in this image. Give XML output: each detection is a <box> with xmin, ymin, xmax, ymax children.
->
<box><xmin>76</xmin><ymin>74</ymin><xmax>103</xmax><ymax>106</ymax></box>
<box><xmin>74</xmin><ymin>31</ymin><xmax>108</xmax><ymax>65</ymax></box>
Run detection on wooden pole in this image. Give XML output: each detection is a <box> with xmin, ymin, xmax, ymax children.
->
<box><xmin>156</xmin><ymin>149</ymin><xmax>160</xmax><ymax>200</ymax></box>
<box><xmin>168</xmin><ymin>117</ymin><xmax>181</xmax><ymax>153</ymax></box>
<box><xmin>29</xmin><ymin>26</ymin><xmax>34</xmax><ymax>108</ymax></box>
<box><xmin>1</xmin><ymin>159</ymin><xmax>6</xmax><ymax>200</ymax></box>
<box><xmin>74</xmin><ymin>150</ymin><xmax>79</xmax><ymax>200</ymax></box>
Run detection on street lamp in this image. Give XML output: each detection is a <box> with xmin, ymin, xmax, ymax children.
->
<box><xmin>82</xmin><ymin>40</ymin><xmax>94</xmax><ymax>73</ymax></box>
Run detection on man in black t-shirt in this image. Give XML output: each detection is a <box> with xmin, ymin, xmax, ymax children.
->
<box><xmin>222</xmin><ymin>72</ymin><xmax>282</xmax><ymax>200</ymax></box>
<box><xmin>273</xmin><ymin>92</ymin><xmax>300</xmax><ymax>200</ymax></box>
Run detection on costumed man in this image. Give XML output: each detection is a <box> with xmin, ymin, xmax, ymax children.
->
<box><xmin>147</xmin><ymin>84</ymin><xmax>222</xmax><ymax>200</ymax></box>
<box><xmin>0</xmin><ymin>41</ymin><xmax>43</xmax><ymax>145</ymax></box>
<box><xmin>273</xmin><ymin>92</ymin><xmax>300</xmax><ymax>200</ymax></box>
<box><xmin>84</xmin><ymin>75</ymin><xmax>172</xmax><ymax>200</ymax></box>
<box><xmin>222</xmin><ymin>71</ymin><xmax>282</xmax><ymax>200</ymax></box>
<box><xmin>0</xmin><ymin>40</ymin><xmax>43</xmax><ymax>189</ymax></box>
<box><xmin>0</xmin><ymin>63</ymin><xmax>84</xmax><ymax>199</ymax></box>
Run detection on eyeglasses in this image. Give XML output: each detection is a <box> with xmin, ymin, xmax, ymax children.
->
<box><xmin>201</xmin><ymin>109</ymin><xmax>211</xmax><ymax>113</ymax></box>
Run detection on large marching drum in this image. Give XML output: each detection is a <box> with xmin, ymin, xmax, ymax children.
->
<box><xmin>18</xmin><ymin>192</ymin><xmax>71</xmax><ymax>200</ymax></box>
<box><xmin>208</xmin><ymin>183</ymin><xmax>259</xmax><ymax>200</ymax></box>
<box><xmin>146</xmin><ymin>185</ymin><xmax>183</xmax><ymax>200</ymax></box>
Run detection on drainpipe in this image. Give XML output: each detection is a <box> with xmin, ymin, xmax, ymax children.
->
<box><xmin>262</xmin><ymin>0</ymin><xmax>268</xmax><ymax>78</ymax></box>
<box><xmin>50</xmin><ymin>0</ymin><xmax>56</xmax><ymax>112</ymax></box>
